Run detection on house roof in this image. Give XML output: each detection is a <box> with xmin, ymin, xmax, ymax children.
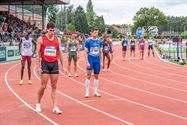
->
<box><xmin>0</xmin><ymin>0</ymin><xmax>70</xmax><ymax>5</ymax></box>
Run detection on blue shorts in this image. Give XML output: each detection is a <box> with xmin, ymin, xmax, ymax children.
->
<box><xmin>87</xmin><ymin>61</ymin><xmax>100</xmax><ymax>74</ymax></box>
<box><xmin>87</xmin><ymin>56</ymin><xmax>100</xmax><ymax>74</ymax></box>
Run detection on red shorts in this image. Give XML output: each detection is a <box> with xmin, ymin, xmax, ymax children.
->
<box><xmin>22</xmin><ymin>56</ymin><xmax>32</xmax><ymax>62</ymax></box>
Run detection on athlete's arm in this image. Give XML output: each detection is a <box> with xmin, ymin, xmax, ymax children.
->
<box><xmin>18</xmin><ymin>39</ymin><xmax>22</xmax><ymax>55</ymax></box>
<box><xmin>110</xmin><ymin>40</ymin><xmax>113</xmax><ymax>50</ymax></box>
<box><xmin>135</xmin><ymin>40</ymin><xmax>137</xmax><ymax>45</ymax></box>
<box><xmin>138</xmin><ymin>40</ymin><xmax>140</xmax><ymax>50</ymax></box>
<box><xmin>127</xmin><ymin>40</ymin><xmax>129</xmax><ymax>50</ymax></box>
<box><xmin>58</xmin><ymin>38</ymin><xmax>64</xmax><ymax>71</ymax></box>
<box><xmin>76</xmin><ymin>40</ymin><xmax>80</xmax><ymax>59</ymax></box>
<box><xmin>66</xmin><ymin>40</ymin><xmax>70</xmax><ymax>53</ymax></box>
<box><xmin>36</xmin><ymin>37</ymin><xmax>42</xmax><ymax>68</ymax></box>
<box><xmin>32</xmin><ymin>40</ymin><xmax>36</xmax><ymax>55</ymax></box>
<box><xmin>100</xmin><ymin>47</ymin><xmax>103</xmax><ymax>66</ymax></box>
<box><xmin>84</xmin><ymin>48</ymin><xmax>89</xmax><ymax>68</ymax></box>
<box><xmin>84</xmin><ymin>40</ymin><xmax>90</xmax><ymax>68</ymax></box>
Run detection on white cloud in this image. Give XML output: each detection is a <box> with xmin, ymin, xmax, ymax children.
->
<box><xmin>70</xmin><ymin>0</ymin><xmax>187</xmax><ymax>24</ymax></box>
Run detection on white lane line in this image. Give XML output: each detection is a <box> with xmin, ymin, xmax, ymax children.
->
<box><xmin>113</xmin><ymin>56</ymin><xmax>187</xmax><ymax>86</ymax></box>
<box><xmin>0</xmin><ymin>60</ymin><xmax>19</xmax><ymax>65</ymax></box>
<box><xmin>116</xmin><ymin>47</ymin><xmax>187</xmax><ymax>78</ymax></box>
<box><xmin>5</xmin><ymin>63</ymin><xmax>58</xmax><ymax>125</ymax></box>
<box><xmin>129</xmin><ymin>57</ymin><xmax>187</xmax><ymax>78</ymax></box>
<box><xmin>76</xmin><ymin>60</ymin><xmax>187</xmax><ymax>120</ymax></box>
<box><xmin>80</xmin><ymin>98</ymin><xmax>123</xmax><ymax>103</ymax></box>
<box><xmin>79</xmin><ymin>60</ymin><xmax>187</xmax><ymax>103</ymax></box>
<box><xmin>108</xmin><ymin>70</ymin><xmax>187</xmax><ymax>103</ymax></box>
<box><xmin>33</xmin><ymin>66</ymin><xmax>134</xmax><ymax>125</ymax></box>
<box><xmin>154</xmin><ymin>47</ymin><xmax>187</xmax><ymax>68</ymax></box>
<box><xmin>145</xmin><ymin>59</ymin><xmax>187</xmax><ymax>73</ymax></box>
<box><xmin>115</xmin><ymin>47</ymin><xmax>187</xmax><ymax>84</ymax></box>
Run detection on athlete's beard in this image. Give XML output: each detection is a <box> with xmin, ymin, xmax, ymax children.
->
<box><xmin>92</xmin><ymin>35</ymin><xmax>97</xmax><ymax>40</ymax></box>
<box><xmin>71</xmin><ymin>37</ymin><xmax>75</xmax><ymax>41</ymax></box>
<box><xmin>46</xmin><ymin>33</ymin><xmax>54</xmax><ymax>39</ymax></box>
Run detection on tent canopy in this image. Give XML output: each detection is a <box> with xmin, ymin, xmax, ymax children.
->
<box><xmin>0</xmin><ymin>0</ymin><xmax>70</xmax><ymax>5</ymax></box>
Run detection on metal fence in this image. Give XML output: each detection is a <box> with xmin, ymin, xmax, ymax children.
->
<box><xmin>156</xmin><ymin>41</ymin><xmax>187</xmax><ymax>63</ymax></box>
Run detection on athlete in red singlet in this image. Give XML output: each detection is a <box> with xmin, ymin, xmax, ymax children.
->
<box><xmin>35</xmin><ymin>22</ymin><xmax>64</xmax><ymax>114</ymax></box>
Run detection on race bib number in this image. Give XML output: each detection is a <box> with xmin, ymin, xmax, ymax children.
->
<box><xmin>104</xmin><ymin>46</ymin><xmax>109</xmax><ymax>51</ymax></box>
<box><xmin>44</xmin><ymin>46</ymin><xmax>56</xmax><ymax>56</ymax></box>
<box><xmin>90</xmin><ymin>47</ymin><xmax>99</xmax><ymax>55</ymax></box>
<box><xmin>123</xmin><ymin>43</ymin><xmax>127</xmax><ymax>46</ymax></box>
<box><xmin>70</xmin><ymin>46</ymin><xmax>76</xmax><ymax>52</ymax></box>
<box><xmin>131</xmin><ymin>42</ymin><xmax>135</xmax><ymax>45</ymax></box>
<box><xmin>140</xmin><ymin>42</ymin><xmax>144</xmax><ymax>46</ymax></box>
<box><xmin>149</xmin><ymin>42</ymin><xmax>153</xmax><ymax>45</ymax></box>
<box><xmin>23</xmin><ymin>42</ymin><xmax>31</xmax><ymax>50</ymax></box>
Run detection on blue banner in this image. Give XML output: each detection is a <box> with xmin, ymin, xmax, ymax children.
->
<box><xmin>0</xmin><ymin>47</ymin><xmax>6</xmax><ymax>62</ymax></box>
<box><xmin>136</xmin><ymin>27</ymin><xmax>142</xmax><ymax>39</ymax></box>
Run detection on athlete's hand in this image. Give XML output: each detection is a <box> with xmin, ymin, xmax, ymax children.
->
<box><xmin>100</xmin><ymin>64</ymin><xmax>102</xmax><ymax>67</ymax></box>
<box><xmin>86</xmin><ymin>63</ymin><xmax>90</xmax><ymax>69</ymax></box>
<box><xmin>37</xmin><ymin>66</ymin><xmax>41</xmax><ymax>76</ymax></box>
<box><xmin>62</xmin><ymin>68</ymin><xmax>67</xmax><ymax>74</ymax></box>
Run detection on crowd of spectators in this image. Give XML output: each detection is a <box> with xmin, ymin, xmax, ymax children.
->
<box><xmin>0</xmin><ymin>11</ymin><xmax>44</xmax><ymax>46</ymax></box>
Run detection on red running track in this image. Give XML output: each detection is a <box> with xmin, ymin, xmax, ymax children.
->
<box><xmin>0</xmin><ymin>45</ymin><xmax>187</xmax><ymax>125</ymax></box>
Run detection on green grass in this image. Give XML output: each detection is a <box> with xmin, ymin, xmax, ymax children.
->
<box><xmin>161</xmin><ymin>50</ymin><xmax>186</xmax><ymax>53</ymax></box>
<box><xmin>154</xmin><ymin>45</ymin><xmax>187</xmax><ymax>66</ymax></box>
<box><xmin>169</xmin><ymin>60</ymin><xmax>187</xmax><ymax>66</ymax></box>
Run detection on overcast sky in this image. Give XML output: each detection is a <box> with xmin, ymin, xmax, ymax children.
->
<box><xmin>69</xmin><ymin>0</ymin><xmax>187</xmax><ymax>25</ymax></box>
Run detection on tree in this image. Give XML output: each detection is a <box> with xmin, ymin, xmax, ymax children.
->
<box><xmin>74</xmin><ymin>6</ymin><xmax>89</xmax><ymax>34</ymax></box>
<box><xmin>158</xmin><ymin>16</ymin><xmax>187</xmax><ymax>34</ymax></box>
<box><xmin>48</xmin><ymin>5</ymin><xmax>59</xmax><ymax>23</ymax></box>
<box><xmin>86</xmin><ymin>0</ymin><xmax>95</xmax><ymax>31</ymax></box>
<box><xmin>67</xmin><ymin>5</ymin><xmax>75</xmax><ymax>25</ymax></box>
<box><xmin>67</xmin><ymin>23</ymin><xmax>76</xmax><ymax>32</ymax></box>
<box><xmin>95</xmin><ymin>16</ymin><xmax>105</xmax><ymax>35</ymax></box>
<box><xmin>56</xmin><ymin>11</ymin><xmax>65</xmax><ymax>31</ymax></box>
<box><xmin>111</xmin><ymin>29</ymin><xmax>118</xmax><ymax>38</ymax></box>
<box><xmin>133</xmin><ymin>7</ymin><xmax>168</xmax><ymax>35</ymax></box>
<box><xmin>86</xmin><ymin>0</ymin><xmax>93</xmax><ymax>12</ymax></box>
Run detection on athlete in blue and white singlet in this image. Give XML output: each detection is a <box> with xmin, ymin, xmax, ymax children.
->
<box><xmin>84</xmin><ymin>27</ymin><xmax>102</xmax><ymax>98</ymax></box>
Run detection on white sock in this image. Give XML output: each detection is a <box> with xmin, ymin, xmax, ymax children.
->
<box><xmin>94</xmin><ymin>79</ymin><xmax>99</xmax><ymax>94</ymax></box>
<box><xmin>85</xmin><ymin>79</ymin><xmax>90</xmax><ymax>95</ymax></box>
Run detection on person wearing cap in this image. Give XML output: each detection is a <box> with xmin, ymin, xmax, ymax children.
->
<box><xmin>19</xmin><ymin>31</ymin><xmax>36</xmax><ymax>85</ymax></box>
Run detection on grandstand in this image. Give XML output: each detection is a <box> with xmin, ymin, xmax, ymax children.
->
<box><xmin>0</xmin><ymin>0</ymin><xmax>70</xmax><ymax>46</ymax></box>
